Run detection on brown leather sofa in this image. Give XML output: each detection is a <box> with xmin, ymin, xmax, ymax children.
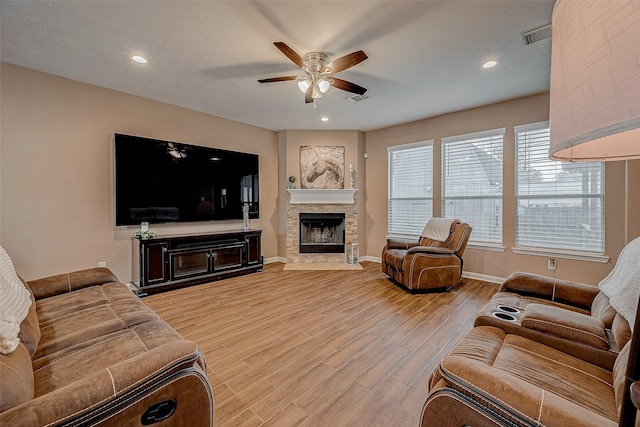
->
<box><xmin>0</xmin><ymin>267</ymin><xmax>213</xmax><ymax>426</ymax></box>
<box><xmin>421</xmin><ymin>271</ymin><xmax>640</xmax><ymax>427</ymax></box>
<box><xmin>381</xmin><ymin>219</ymin><xmax>472</xmax><ymax>291</ymax></box>
<box><xmin>475</xmin><ymin>272</ymin><xmax>627</xmax><ymax>369</ymax></box>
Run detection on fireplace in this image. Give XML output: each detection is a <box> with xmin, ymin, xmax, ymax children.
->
<box><xmin>299</xmin><ymin>213</ymin><xmax>345</xmax><ymax>253</ymax></box>
<box><xmin>286</xmin><ymin>189</ymin><xmax>357</xmax><ymax>263</ymax></box>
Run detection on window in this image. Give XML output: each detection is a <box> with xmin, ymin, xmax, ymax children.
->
<box><xmin>515</xmin><ymin>122</ymin><xmax>604</xmax><ymax>252</ymax></box>
<box><xmin>442</xmin><ymin>128</ymin><xmax>505</xmax><ymax>244</ymax></box>
<box><xmin>388</xmin><ymin>141</ymin><xmax>433</xmax><ymax>236</ymax></box>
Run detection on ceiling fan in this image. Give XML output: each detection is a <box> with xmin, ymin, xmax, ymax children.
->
<box><xmin>258</xmin><ymin>42</ymin><xmax>368</xmax><ymax>104</ymax></box>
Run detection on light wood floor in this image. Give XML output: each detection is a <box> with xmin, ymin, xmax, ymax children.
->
<box><xmin>143</xmin><ymin>261</ymin><xmax>499</xmax><ymax>427</ymax></box>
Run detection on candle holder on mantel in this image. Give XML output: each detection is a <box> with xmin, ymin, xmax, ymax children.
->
<box><xmin>348</xmin><ymin>164</ymin><xmax>356</xmax><ymax>189</ymax></box>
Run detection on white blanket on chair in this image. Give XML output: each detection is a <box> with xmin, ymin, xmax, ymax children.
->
<box><xmin>421</xmin><ymin>218</ymin><xmax>456</xmax><ymax>243</ymax></box>
<box><xmin>598</xmin><ymin>236</ymin><xmax>640</xmax><ymax>331</ymax></box>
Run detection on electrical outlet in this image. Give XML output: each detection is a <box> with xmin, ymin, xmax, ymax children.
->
<box><xmin>98</xmin><ymin>261</ymin><xmax>107</xmax><ymax>267</ymax></box>
<box><xmin>547</xmin><ymin>259</ymin><xmax>557</xmax><ymax>270</ymax></box>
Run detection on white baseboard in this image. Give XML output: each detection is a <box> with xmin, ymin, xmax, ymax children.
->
<box><xmin>361</xmin><ymin>255</ymin><xmax>381</xmax><ymax>263</ymax></box>
<box><xmin>462</xmin><ymin>271</ymin><xmax>505</xmax><ymax>285</ymax></box>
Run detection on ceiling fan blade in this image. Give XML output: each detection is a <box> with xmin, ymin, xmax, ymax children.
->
<box><xmin>258</xmin><ymin>76</ymin><xmax>298</xmax><ymax>83</ymax></box>
<box><xmin>331</xmin><ymin>78</ymin><xmax>367</xmax><ymax>95</ymax></box>
<box><xmin>325</xmin><ymin>50</ymin><xmax>368</xmax><ymax>74</ymax></box>
<box><xmin>273</xmin><ymin>42</ymin><xmax>306</xmax><ymax>68</ymax></box>
<box><xmin>305</xmin><ymin>87</ymin><xmax>313</xmax><ymax>103</ymax></box>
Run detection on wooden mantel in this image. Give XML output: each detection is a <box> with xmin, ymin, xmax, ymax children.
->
<box><xmin>287</xmin><ymin>189</ymin><xmax>357</xmax><ymax>204</ymax></box>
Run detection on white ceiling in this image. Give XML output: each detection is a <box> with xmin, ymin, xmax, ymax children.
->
<box><xmin>0</xmin><ymin>1</ymin><xmax>555</xmax><ymax>132</ymax></box>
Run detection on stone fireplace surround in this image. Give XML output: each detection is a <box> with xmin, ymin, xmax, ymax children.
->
<box><xmin>286</xmin><ymin>189</ymin><xmax>357</xmax><ymax>263</ymax></box>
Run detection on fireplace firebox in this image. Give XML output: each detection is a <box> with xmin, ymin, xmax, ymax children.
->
<box><xmin>299</xmin><ymin>213</ymin><xmax>345</xmax><ymax>253</ymax></box>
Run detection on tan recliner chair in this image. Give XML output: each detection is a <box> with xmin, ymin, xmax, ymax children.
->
<box><xmin>381</xmin><ymin>219</ymin><xmax>472</xmax><ymax>291</ymax></box>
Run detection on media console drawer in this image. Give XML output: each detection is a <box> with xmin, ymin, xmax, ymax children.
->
<box><xmin>132</xmin><ymin>229</ymin><xmax>263</xmax><ymax>296</ymax></box>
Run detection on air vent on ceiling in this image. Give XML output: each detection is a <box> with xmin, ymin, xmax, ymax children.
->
<box><xmin>521</xmin><ymin>23</ymin><xmax>552</xmax><ymax>45</ymax></box>
<box><xmin>346</xmin><ymin>94</ymin><xmax>368</xmax><ymax>103</ymax></box>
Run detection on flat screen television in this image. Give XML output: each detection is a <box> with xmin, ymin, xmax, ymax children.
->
<box><xmin>114</xmin><ymin>133</ymin><xmax>259</xmax><ymax>226</ymax></box>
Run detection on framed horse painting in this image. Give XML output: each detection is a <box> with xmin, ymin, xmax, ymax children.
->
<box><xmin>300</xmin><ymin>146</ymin><xmax>345</xmax><ymax>189</ymax></box>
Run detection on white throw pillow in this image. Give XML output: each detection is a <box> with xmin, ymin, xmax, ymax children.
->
<box><xmin>598</xmin><ymin>236</ymin><xmax>640</xmax><ymax>332</ymax></box>
<box><xmin>0</xmin><ymin>245</ymin><xmax>32</xmax><ymax>354</ymax></box>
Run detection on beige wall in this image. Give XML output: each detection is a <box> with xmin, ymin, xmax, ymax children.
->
<box><xmin>365</xmin><ymin>93</ymin><xmax>638</xmax><ymax>284</ymax></box>
<box><xmin>1</xmin><ymin>63</ymin><xmax>279</xmax><ymax>281</ymax></box>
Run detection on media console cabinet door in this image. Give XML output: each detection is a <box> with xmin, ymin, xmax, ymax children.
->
<box><xmin>246</xmin><ymin>233</ymin><xmax>261</xmax><ymax>265</ymax></box>
<box><xmin>213</xmin><ymin>245</ymin><xmax>244</xmax><ymax>270</ymax></box>
<box><xmin>170</xmin><ymin>249</ymin><xmax>211</xmax><ymax>280</ymax></box>
<box><xmin>144</xmin><ymin>242</ymin><xmax>169</xmax><ymax>285</ymax></box>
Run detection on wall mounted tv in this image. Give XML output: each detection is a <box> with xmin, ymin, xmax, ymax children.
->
<box><xmin>114</xmin><ymin>133</ymin><xmax>259</xmax><ymax>226</ymax></box>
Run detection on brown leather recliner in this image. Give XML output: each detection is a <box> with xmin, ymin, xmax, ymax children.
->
<box><xmin>381</xmin><ymin>219</ymin><xmax>472</xmax><ymax>291</ymax></box>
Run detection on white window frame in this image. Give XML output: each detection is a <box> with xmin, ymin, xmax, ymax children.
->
<box><xmin>441</xmin><ymin>128</ymin><xmax>505</xmax><ymax>246</ymax></box>
<box><xmin>387</xmin><ymin>140</ymin><xmax>434</xmax><ymax>238</ymax></box>
<box><xmin>513</xmin><ymin>121</ymin><xmax>607</xmax><ymax>262</ymax></box>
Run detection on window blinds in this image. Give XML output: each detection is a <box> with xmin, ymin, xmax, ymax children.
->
<box><xmin>388</xmin><ymin>142</ymin><xmax>433</xmax><ymax>235</ymax></box>
<box><xmin>441</xmin><ymin>129</ymin><xmax>505</xmax><ymax>244</ymax></box>
<box><xmin>515</xmin><ymin>123</ymin><xmax>604</xmax><ymax>252</ymax></box>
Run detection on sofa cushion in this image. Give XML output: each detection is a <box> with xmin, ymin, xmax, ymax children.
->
<box><xmin>612</xmin><ymin>342</ymin><xmax>630</xmax><ymax>418</ymax></box>
<box><xmin>591</xmin><ymin>292</ymin><xmax>618</xmax><ymax>327</ymax></box>
<box><xmin>35</xmin><ymin>286</ymin><xmax>109</xmax><ymax>323</ymax></box>
<box><xmin>0</xmin><ymin>246</ymin><xmax>32</xmax><ymax>355</ymax></box>
<box><xmin>34</xmin><ymin>283</ymin><xmax>159</xmax><ymax>359</ymax></box>
<box><xmin>521</xmin><ymin>303</ymin><xmax>609</xmax><ymax>349</ymax></box>
<box><xmin>0</xmin><ymin>343</ymin><xmax>34</xmax><ymax>412</ymax></box>
<box><xmin>435</xmin><ymin>326</ymin><xmax>618</xmax><ymax>424</ymax></box>
<box><xmin>26</xmin><ymin>267</ymin><xmax>119</xmax><ymax>300</ymax></box>
<box><xmin>383</xmin><ymin>249</ymin><xmax>406</xmax><ymax>271</ymax></box>
<box><xmin>17</xmin><ymin>279</ymin><xmax>40</xmax><ymax>357</ymax></box>
<box><xmin>611</xmin><ymin>313</ymin><xmax>632</xmax><ymax>350</ymax></box>
<box><xmin>32</xmin><ymin>321</ymin><xmax>184</xmax><ymax>396</ymax></box>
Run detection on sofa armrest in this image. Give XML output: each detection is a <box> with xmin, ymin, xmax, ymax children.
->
<box><xmin>0</xmin><ymin>341</ymin><xmax>211</xmax><ymax>426</ymax></box>
<box><xmin>499</xmin><ymin>272</ymin><xmax>599</xmax><ymax>310</ymax></box>
<box><xmin>521</xmin><ymin>303</ymin><xmax>609</xmax><ymax>349</ymax></box>
<box><xmin>385</xmin><ymin>238</ymin><xmax>419</xmax><ymax>250</ymax></box>
<box><xmin>406</xmin><ymin>246</ymin><xmax>455</xmax><ymax>256</ymax></box>
<box><xmin>27</xmin><ymin>267</ymin><xmax>120</xmax><ymax>300</ymax></box>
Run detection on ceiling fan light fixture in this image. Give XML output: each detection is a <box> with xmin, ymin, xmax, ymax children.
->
<box><xmin>318</xmin><ymin>79</ymin><xmax>331</xmax><ymax>93</ymax></box>
<box><xmin>297</xmin><ymin>79</ymin><xmax>311</xmax><ymax>93</ymax></box>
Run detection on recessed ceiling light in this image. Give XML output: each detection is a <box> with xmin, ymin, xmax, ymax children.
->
<box><xmin>321</xmin><ymin>117</ymin><xmax>329</xmax><ymax>122</ymax></box>
<box><xmin>483</xmin><ymin>60</ymin><xmax>499</xmax><ymax>69</ymax></box>
<box><xmin>131</xmin><ymin>55</ymin><xmax>148</xmax><ymax>64</ymax></box>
